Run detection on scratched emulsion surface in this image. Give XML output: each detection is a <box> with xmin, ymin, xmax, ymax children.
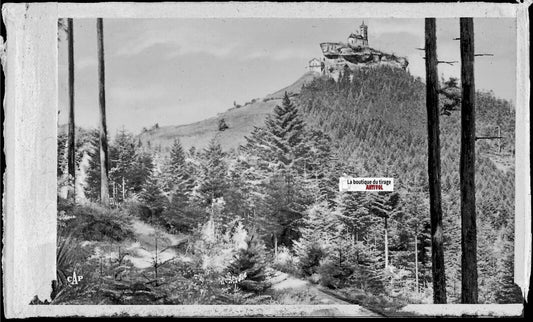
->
<box><xmin>2</xmin><ymin>1</ymin><xmax>530</xmax><ymax>318</ymax></box>
<box><xmin>2</xmin><ymin>2</ymin><xmax>58</xmax><ymax>317</ymax></box>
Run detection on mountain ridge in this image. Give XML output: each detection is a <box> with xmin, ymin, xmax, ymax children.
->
<box><xmin>135</xmin><ymin>71</ymin><xmax>322</xmax><ymax>153</ymax></box>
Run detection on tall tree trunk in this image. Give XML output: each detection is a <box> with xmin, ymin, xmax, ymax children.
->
<box><xmin>384</xmin><ymin>216</ymin><xmax>389</xmax><ymax>268</ymax></box>
<box><xmin>97</xmin><ymin>18</ymin><xmax>110</xmax><ymax>206</ymax></box>
<box><xmin>497</xmin><ymin>126</ymin><xmax>501</xmax><ymax>154</ymax></box>
<box><xmin>354</xmin><ymin>229</ymin><xmax>358</xmax><ymax>264</ymax></box>
<box><xmin>415</xmin><ymin>231</ymin><xmax>419</xmax><ymax>293</ymax></box>
<box><xmin>425</xmin><ymin>18</ymin><xmax>447</xmax><ymax>304</ymax></box>
<box><xmin>112</xmin><ymin>181</ymin><xmax>116</xmax><ymax>201</ymax></box>
<box><xmin>459</xmin><ymin>17</ymin><xmax>478</xmax><ymax>304</ymax></box>
<box><xmin>67</xmin><ymin>18</ymin><xmax>76</xmax><ymax>199</ymax></box>
<box><xmin>275</xmin><ymin>234</ymin><xmax>278</xmax><ymax>257</ymax></box>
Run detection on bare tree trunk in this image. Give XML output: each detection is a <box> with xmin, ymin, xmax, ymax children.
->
<box><xmin>460</xmin><ymin>17</ymin><xmax>478</xmax><ymax>304</ymax></box>
<box><xmin>274</xmin><ymin>234</ymin><xmax>278</xmax><ymax>257</ymax></box>
<box><xmin>384</xmin><ymin>216</ymin><xmax>389</xmax><ymax>268</ymax></box>
<box><xmin>353</xmin><ymin>229</ymin><xmax>358</xmax><ymax>264</ymax></box>
<box><xmin>67</xmin><ymin>18</ymin><xmax>76</xmax><ymax>199</ymax></box>
<box><xmin>97</xmin><ymin>18</ymin><xmax>110</xmax><ymax>206</ymax></box>
<box><xmin>497</xmin><ymin>126</ymin><xmax>501</xmax><ymax>154</ymax></box>
<box><xmin>112</xmin><ymin>181</ymin><xmax>116</xmax><ymax>201</ymax></box>
<box><xmin>155</xmin><ymin>230</ymin><xmax>159</xmax><ymax>285</ymax></box>
<box><xmin>415</xmin><ymin>231</ymin><xmax>419</xmax><ymax>293</ymax></box>
<box><xmin>425</xmin><ymin>18</ymin><xmax>447</xmax><ymax>304</ymax></box>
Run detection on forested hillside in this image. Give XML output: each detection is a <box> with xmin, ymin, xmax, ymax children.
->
<box><xmin>56</xmin><ymin>65</ymin><xmax>520</xmax><ymax>307</ymax></box>
<box><xmin>297</xmin><ymin>65</ymin><xmax>519</xmax><ymax>303</ymax></box>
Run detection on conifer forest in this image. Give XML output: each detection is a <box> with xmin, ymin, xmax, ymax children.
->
<box><xmin>53</xmin><ymin>18</ymin><xmax>522</xmax><ymax>312</ymax></box>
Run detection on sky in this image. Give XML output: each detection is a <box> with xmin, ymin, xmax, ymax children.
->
<box><xmin>58</xmin><ymin>18</ymin><xmax>516</xmax><ymax>135</ymax></box>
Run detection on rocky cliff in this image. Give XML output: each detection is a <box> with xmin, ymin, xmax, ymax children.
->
<box><xmin>323</xmin><ymin>46</ymin><xmax>408</xmax><ymax>74</ymax></box>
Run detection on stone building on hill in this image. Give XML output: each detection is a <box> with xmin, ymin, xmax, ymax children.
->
<box><xmin>347</xmin><ymin>20</ymin><xmax>368</xmax><ymax>48</ymax></box>
<box><xmin>307</xmin><ymin>58</ymin><xmax>324</xmax><ymax>73</ymax></box>
<box><xmin>315</xmin><ymin>21</ymin><xmax>409</xmax><ymax>77</ymax></box>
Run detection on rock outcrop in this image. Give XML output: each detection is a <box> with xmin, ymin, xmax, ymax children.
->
<box><xmin>314</xmin><ymin>21</ymin><xmax>409</xmax><ymax>75</ymax></box>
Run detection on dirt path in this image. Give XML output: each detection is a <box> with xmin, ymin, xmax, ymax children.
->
<box><xmin>87</xmin><ymin>219</ymin><xmax>380</xmax><ymax>315</ymax></box>
<box><xmin>124</xmin><ymin>219</ymin><xmax>190</xmax><ymax>269</ymax></box>
<box><xmin>269</xmin><ymin>271</ymin><xmax>348</xmax><ymax>304</ymax></box>
<box><xmin>88</xmin><ymin>219</ymin><xmax>190</xmax><ymax>269</ymax></box>
<box><xmin>268</xmin><ymin>271</ymin><xmax>381</xmax><ymax>316</ymax></box>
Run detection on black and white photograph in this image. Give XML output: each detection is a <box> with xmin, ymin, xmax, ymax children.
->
<box><xmin>2</xmin><ymin>2</ymin><xmax>531</xmax><ymax>318</ymax></box>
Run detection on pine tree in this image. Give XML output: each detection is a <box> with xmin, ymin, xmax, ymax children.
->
<box><xmin>336</xmin><ymin>191</ymin><xmax>380</xmax><ymax>245</ymax></box>
<box><xmin>321</xmin><ymin>157</ymin><xmax>347</xmax><ymax>208</ymax></box>
<box><xmin>195</xmin><ymin>137</ymin><xmax>228</xmax><ymax>207</ymax></box>
<box><xmin>306</xmin><ymin>129</ymin><xmax>339</xmax><ymax>205</ymax></box>
<box><xmin>224</xmin><ymin>154</ymin><xmax>255</xmax><ymax>227</ymax></box>
<box><xmin>367</xmin><ymin>191</ymin><xmax>402</xmax><ymax>268</ymax></box>
<box><xmin>139</xmin><ymin>165</ymin><xmax>166</xmax><ymax>210</ymax></box>
<box><xmin>293</xmin><ymin>200</ymin><xmax>337</xmax><ymax>276</ymax></box>
<box><xmin>109</xmin><ymin>129</ymin><xmax>137</xmax><ymax>202</ymax></box>
<box><xmin>391</xmin><ymin>191</ymin><xmax>431</xmax><ymax>293</ymax></box>
<box><xmin>227</xmin><ymin>233</ymin><xmax>271</xmax><ymax>292</ymax></box>
<box><xmin>128</xmin><ymin>151</ymin><xmax>154</xmax><ymax>197</ymax></box>
<box><xmin>160</xmin><ymin>145</ymin><xmax>208</xmax><ymax>233</ymax></box>
<box><xmin>261</xmin><ymin>92</ymin><xmax>308</xmax><ymax>172</ymax></box>
<box><xmin>162</xmin><ymin>139</ymin><xmax>194</xmax><ymax>201</ymax></box>
<box><xmin>85</xmin><ymin>128</ymin><xmax>105</xmax><ymax>201</ymax></box>
<box><xmin>339</xmin><ymin>64</ymin><xmax>352</xmax><ymax>90</ymax></box>
<box><xmin>243</xmin><ymin>93</ymin><xmax>312</xmax><ymax>247</ymax></box>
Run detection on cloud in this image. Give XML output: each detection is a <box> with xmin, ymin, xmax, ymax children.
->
<box><xmin>370</xmin><ymin>19</ymin><xmax>423</xmax><ymax>38</ymax></box>
<box><xmin>112</xmin><ymin>27</ymin><xmax>239</xmax><ymax>60</ymax></box>
<box><xmin>242</xmin><ymin>47</ymin><xmax>314</xmax><ymax>62</ymax></box>
<box><xmin>166</xmin><ymin>42</ymin><xmax>238</xmax><ymax>59</ymax></box>
<box><xmin>109</xmin><ymin>84</ymin><xmax>168</xmax><ymax>106</ymax></box>
<box><xmin>371</xmin><ymin>31</ymin><xmax>421</xmax><ymax>57</ymax></box>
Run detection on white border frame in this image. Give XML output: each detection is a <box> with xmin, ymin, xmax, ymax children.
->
<box><xmin>2</xmin><ymin>2</ymin><xmax>530</xmax><ymax>318</ymax></box>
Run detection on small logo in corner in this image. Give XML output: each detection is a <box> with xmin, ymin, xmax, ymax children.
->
<box><xmin>67</xmin><ymin>271</ymin><xmax>83</xmax><ymax>285</ymax></box>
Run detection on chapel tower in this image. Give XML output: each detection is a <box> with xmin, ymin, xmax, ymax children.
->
<box><xmin>360</xmin><ymin>21</ymin><xmax>368</xmax><ymax>46</ymax></box>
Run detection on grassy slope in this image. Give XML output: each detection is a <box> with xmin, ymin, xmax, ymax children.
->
<box><xmin>137</xmin><ymin>99</ymin><xmax>280</xmax><ymax>153</ymax></box>
<box><xmin>265</xmin><ymin>71</ymin><xmax>321</xmax><ymax>100</ymax></box>
<box><xmin>137</xmin><ymin>71</ymin><xmax>321</xmax><ymax>153</ymax></box>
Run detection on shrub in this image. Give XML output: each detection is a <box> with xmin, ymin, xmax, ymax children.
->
<box><xmin>294</xmin><ymin>240</ymin><xmax>326</xmax><ymax>276</ymax></box>
<box><xmin>159</xmin><ymin>204</ymin><xmax>209</xmax><ymax>234</ymax></box>
<box><xmin>189</xmin><ymin>217</ymin><xmax>240</xmax><ymax>273</ymax></box>
<box><xmin>159</xmin><ymin>259</ymin><xmax>239</xmax><ymax>304</ymax></box>
<box><xmin>316</xmin><ymin>246</ymin><xmax>356</xmax><ymax>289</ymax></box>
<box><xmin>121</xmin><ymin>200</ymin><xmax>144</xmax><ymax>217</ymax></box>
<box><xmin>54</xmin><ymin>233</ymin><xmax>94</xmax><ymax>297</ymax></box>
<box><xmin>272</xmin><ymin>246</ymin><xmax>299</xmax><ymax>275</ymax></box>
<box><xmin>57</xmin><ymin>196</ymin><xmax>77</xmax><ymax>231</ymax></box>
<box><xmin>218</xmin><ymin>118</ymin><xmax>229</xmax><ymax>131</ymax></box>
<box><xmin>333</xmin><ymin>286</ymin><xmax>408</xmax><ymax>316</ymax></box>
<box><xmin>61</xmin><ymin>203</ymin><xmax>135</xmax><ymax>242</ymax></box>
<box><xmin>317</xmin><ymin>258</ymin><xmax>345</xmax><ymax>289</ymax></box>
